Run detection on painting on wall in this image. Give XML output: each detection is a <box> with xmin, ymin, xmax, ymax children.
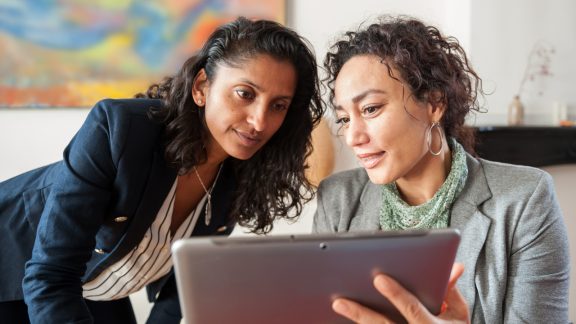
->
<box><xmin>0</xmin><ymin>0</ymin><xmax>285</xmax><ymax>108</ymax></box>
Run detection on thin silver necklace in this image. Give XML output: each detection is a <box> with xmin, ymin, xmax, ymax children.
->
<box><xmin>193</xmin><ymin>164</ymin><xmax>223</xmax><ymax>226</ymax></box>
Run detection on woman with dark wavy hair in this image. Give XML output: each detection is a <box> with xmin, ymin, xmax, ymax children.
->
<box><xmin>0</xmin><ymin>17</ymin><xmax>323</xmax><ymax>323</ymax></box>
<box><xmin>315</xmin><ymin>15</ymin><xmax>569</xmax><ymax>323</ymax></box>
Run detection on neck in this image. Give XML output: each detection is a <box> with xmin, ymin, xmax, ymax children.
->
<box><xmin>194</xmin><ymin>162</ymin><xmax>222</xmax><ymax>177</ymax></box>
<box><xmin>180</xmin><ymin>140</ymin><xmax>227</xmax><ymax>181</ymax></box>
<box><xmin>203</xmin><ymin>137</ymin><xmax>229</xmax><ymax>167</ymax></box>
<box><xmin>395</xmin><ymin>147</ymin><xmax>452</xmax><ymax>206</ymax></box>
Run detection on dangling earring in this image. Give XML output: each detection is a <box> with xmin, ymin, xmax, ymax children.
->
<box><xmin>426</xmin><ymin>121</ymin><xmax>445</xmax><ymax>156</ymax></box>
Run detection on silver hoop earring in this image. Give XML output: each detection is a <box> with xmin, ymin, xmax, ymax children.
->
<box><xmin>426</xmin><ymin>121</ymin><xmax>445</xmax><ymax>156</ymax></box>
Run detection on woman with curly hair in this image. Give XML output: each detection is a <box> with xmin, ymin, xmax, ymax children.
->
<box><xmin>0</xmin><ymin>17</ymin><xmax>323</xmax><ymax>323</ymax></box>
<box><xmin>315</xmin><ymin>15</ymin><xmax>569</xmax><ymax>323</ymax></box>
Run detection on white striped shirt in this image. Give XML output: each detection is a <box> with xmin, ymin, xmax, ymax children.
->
<box><xmin>83</xmin><ymin>179</ymin><xmax>205</xmax><ymax>300</ymax></box>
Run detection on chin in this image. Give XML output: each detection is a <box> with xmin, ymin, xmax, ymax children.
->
<box><xmin>228</xmin><ymin>148</ymin><xmax>259</xmax><ymax>160</ymax></box>
<box><xmin>365</xmin><ymin>169</ymin><xmax>393</xmax><ymax>185</ymax></box>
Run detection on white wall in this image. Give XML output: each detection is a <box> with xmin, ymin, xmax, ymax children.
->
<box><xmin>1</xmin><ymin>0</ymin><xmax>574</xmax><ymax>322</ymax></box>
<box><xmin>469</xmin><ymin>0</ymin><xmax>576</xmax><ymax>125</ymax></box>
<box><xmin>0</xmin><ymin>109</ymin><xmax>89</xmax><ymax>180</ymax></box>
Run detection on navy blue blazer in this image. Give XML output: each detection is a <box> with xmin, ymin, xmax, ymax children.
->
<box><xmin>0</xmin><ymin>99</ymin><xmax>236</xmax><ymax>322</ymax></box>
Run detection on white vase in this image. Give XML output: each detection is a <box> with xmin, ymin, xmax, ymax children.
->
<box><xmin>508</xmin><ymin>95</ymin><xmax>524</xmax><ymax>126</ymax></box>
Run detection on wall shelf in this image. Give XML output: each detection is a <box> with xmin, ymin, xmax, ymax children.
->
<box><xmin>474</xmin><ymin>126</ymin><xmax>576</xmax><ymax>167</ymax></box>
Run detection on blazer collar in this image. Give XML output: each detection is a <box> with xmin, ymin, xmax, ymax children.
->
<box><xmin>450</xmin><ymin>154</ymin><xmax>493</xmax><ymax>310</ymax></box>
<box><xmin>110</xmin><ymin>150</ymin><xmax>177</xmax><ymax>260</ymax></box>
<box><xmin>85</xmin><ymin>149</ymin><xmax>177</xmax><ymax>280</ymax></box>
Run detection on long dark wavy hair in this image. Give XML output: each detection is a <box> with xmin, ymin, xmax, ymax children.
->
<box><xmin>324</xmin><ymin>15</ymin><xmax>484</xmax><ymax>153</ymax></box>
<box><xmin>136</xmin><ymin>17</ymin><xmax>324</xmax><ymax>234</ymax></box>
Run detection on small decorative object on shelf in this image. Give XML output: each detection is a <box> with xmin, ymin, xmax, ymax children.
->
<box><xmin>508</xmin><ymin>95</ymin><xmax>524</xmax><ymax>126</ymax></box>
<box><xmin>553</xmin><ymin>101</ymin><xmax>568</xmax><ymax>126</ymax></box>
<box><xmin>510</xmin><ymin>41</ymin><xmax>554</xmax><ymax>126</ymax></box>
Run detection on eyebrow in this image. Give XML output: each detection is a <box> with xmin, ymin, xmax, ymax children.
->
<box><xmin>239</xmin><ymin>78</ymin><xmax>294</xmax><ymax>101</ymax></box>
<box><xmin>241</xmin><ymin>79</ymin><xmax>262</xmax><ymax>91</ymax></box>
<box><xmin>334</xmin><ymin>89</ymin><xmax>388</xmax><ymax>111</ymax></box>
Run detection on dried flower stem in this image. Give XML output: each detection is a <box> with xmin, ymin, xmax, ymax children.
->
<box><xmin>517</xmin><ymin>41</ymin><xmax>554</xmax><ymax>97</ymax></box>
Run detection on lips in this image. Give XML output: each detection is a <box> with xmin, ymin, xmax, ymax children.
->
<box><xmin>234</xmin><ymin>129</ymin><xmax>261</xmax><ymax>147</ymax></box>
<box><xmin>356</xmin><ymin>152</ymin><xmax>385</xmax><ymax>169</ymax></box>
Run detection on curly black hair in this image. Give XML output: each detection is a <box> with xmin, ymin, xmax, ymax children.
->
<box><xmin>324</xmin><ymin>15</ymin><xmax>484</xmax><ymax>153</ymax></box>
<box><xmin>136</xmin><ymin>17</ymin><xmax>324</xmax><ymax>234</ymax></box>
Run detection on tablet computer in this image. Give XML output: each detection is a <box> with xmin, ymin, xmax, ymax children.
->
<box><xmin>172</xmin><ymin>228</ymin><xmax>460</xmax><ymax>324</ymax></box>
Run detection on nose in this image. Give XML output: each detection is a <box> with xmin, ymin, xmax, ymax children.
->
<box><xmin>344</xmin><ymin>118</ymin><xmax>369</xmax><ymax>147</ymax></box>
<box><xmin>246</xmin><ymin>102</ymin><xmax>268</xmax><ymax>132</ymax></box>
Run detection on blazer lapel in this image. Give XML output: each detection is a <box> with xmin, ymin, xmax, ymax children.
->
<box><xmin>450</xmin><ymin>154</ymin><xmax>492</xmax><ymax>311</ymax></box>
<box><xmin>104</xmin><ymin>151</ymin><xmax>177</xmax><ymax>266</ymax></box>
<box><xmin>125</xmin><ymin>151</ymin><xmax>176</xmax><ymax>242</ymax></box>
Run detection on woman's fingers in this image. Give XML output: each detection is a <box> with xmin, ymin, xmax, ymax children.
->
<box><xmin>332</xmin><ymin>263</ymin><xmax>470</xmax><ymax>324</ymax></box>
<box><xmin>373</xmin><ymin>274</ymin><xmax>433</xmax><ymax>323</ymax></box>
<box><xmin>447</xmin><ymin>263</ymin><xmax>465</xmax><ymax>291</ymax></box>
<box><xmin>439</xmin><ymin>264</ymin><xmax>470</xmax><ymax>322</ymax></box>
<box><xmin>440</xmin><ymin>286</ymin><xmax>469</xmax><ymax>321</ymax></box>
<box><xmin>332</xmin><ymin>298</ymin><xmax>391</xmax><ymax>324</ymax></box>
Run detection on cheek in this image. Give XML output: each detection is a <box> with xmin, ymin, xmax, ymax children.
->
<box><xmin>369</xmin><ymin>116</ymin><xmax>428</xmax><ymax>166</ymax></box>
<box><xmin>204</xmin><ymin>100</ymin><xmax>239</xmax><ymax>130</ymax></box>
<box><xmin>367</xmin><ymin>115</ymin><xmax>403</xmax><ymax>144</ymax></box>
<box><xmin>267</xmin><ymin>112</ymin><xmax>288</xmax><ymax>135</ymax></box>
<box><xmin>204</xmin><ymin>110</ymin><xmax>222</xmax><ymax>133</ymax></box>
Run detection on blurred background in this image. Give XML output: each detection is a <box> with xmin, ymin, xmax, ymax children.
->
<box><xmin>0</xmin><ymin>0</ymin><xmax>285</xmax><ymax>108</ymax></box>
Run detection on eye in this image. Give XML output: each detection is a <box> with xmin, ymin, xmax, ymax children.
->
<box><xmin>335</xmin><ymin>116</ymin><xmax>350</xmax><ymax>126</ymax></box>
<box><xmin>271</xmin><ymin>101</ymin><xmax>289</xmax><ymax>112</ymax></box>
<box><xmin>334</xmin><ymin>117</ymin><xmax>349</xmax><ymax>136</ymax></box>
<box><xmin>361</xmin><ymin>105</ymin><xmax>382</xmax><ymax>117</ymax></box>
<box><xmin>235</xmin><ymin>89</ymin><xmax>255</xmax><ymax>100</ymax></box>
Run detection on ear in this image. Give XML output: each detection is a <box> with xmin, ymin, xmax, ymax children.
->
<box><xmin>426</xmin><ymin>90</ymin><xmax>446</xmax><ymax>122</ymax></box>
<box><xmin>192</xmin><ymin>68</ymin><xmax>209</xmax><ymax>106</ymax></box>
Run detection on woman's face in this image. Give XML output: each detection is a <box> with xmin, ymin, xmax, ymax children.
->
<box><xmin>333</xmin><ymin>54</ymin><xmax>441</xmax><ymax>185</ymax></box>
<box><xmin>194</xmin><ymin>54</ymin><xmax>296</xmax><ymax>162</ymax></box>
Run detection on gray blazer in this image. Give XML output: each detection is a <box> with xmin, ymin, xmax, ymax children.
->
<box><xmin>314</xmin><ymin>154</ymin><xmax>570</xmax><ymax>323</ymax></box>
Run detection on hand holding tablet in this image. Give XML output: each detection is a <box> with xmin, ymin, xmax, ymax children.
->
<box><xmin>332</xmin><ymin>263</ymin><xmax>469</xmax><ymax>323</ymax></box>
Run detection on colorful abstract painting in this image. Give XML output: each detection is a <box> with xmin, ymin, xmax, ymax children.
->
<box><xmin>0</xmin><ymin>0</ymin><xmax>285</xmax><ymax>108</ymax></box>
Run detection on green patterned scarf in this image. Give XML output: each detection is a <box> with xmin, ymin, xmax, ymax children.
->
<box><xmin>379</xmin><ymin>138</ymin><xmax>468</xmax><ymax>230</ymax></box>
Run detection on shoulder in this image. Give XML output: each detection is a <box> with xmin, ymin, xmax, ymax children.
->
<box><xmin>89</xmin><ymin>98</ymin><xmax>162</xmax><ymax>121</ymax></box>
<box><xmin>76</xmin><ymin>99</ymin><xmax>165</xmax><ymax>159</ymax></box>
<box><xmin>462</xmin><ymin>155</ymin><xmax>559</xmax><ymax>228</ymax></box>
<box><xmin>87</xmin><ymin>98</ymin><xmax>164</xmax><ymax>135</ymax></box>
<box><xmin>474</xmin><ymin>157</ymin><xmax>553</xmax><ymax>196</ymax></box>
<box><xmin>318</xmin><ymin>167</ymin><xmax>371</xmax><ymax>196</ymax></box>
<box><xmin>317</xmin><ymin>167</ymin><xmax>381</xmax><ymax>211</ymax></box>
<box><xmin>314</xmin><ymin>168</ymin><xmax>379</xmax><ymax>233</ymax></box>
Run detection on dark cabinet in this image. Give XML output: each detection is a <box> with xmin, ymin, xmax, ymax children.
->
<box><xmin>474</xmin><ymin>126</ymin><xmax>576</xmax><ymax>167</ymax></box>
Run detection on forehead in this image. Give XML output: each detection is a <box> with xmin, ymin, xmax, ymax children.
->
<box><xmin>217</xmin><ymin>54</ymin><xmax>293</xmax><ymax>75</ymax></box>
<box><xmin>333</xmin><ymin>55</ymin><xmax>404</xmax><ymax>107</ymax></box>
<box><xmin>213</xmin><ymin>54</ymin><xmax>297</xmax><ymax>93</ymax></box>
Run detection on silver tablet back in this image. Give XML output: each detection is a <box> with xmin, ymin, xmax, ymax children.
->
<box><xmin>172</xmin><ymin>229</ymin><xmax>460</xmax><ymax>324</ymax></box>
